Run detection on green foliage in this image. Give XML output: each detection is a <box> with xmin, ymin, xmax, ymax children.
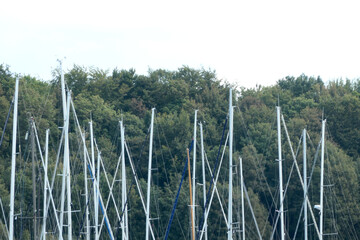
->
<box><xmin>322</xmin><ymin>91</ymin><xmax>360</xmax><ymax>158</ymax></box>
<box><xmin>0</xmin><ymin>64</ymin><xmax>359</xmax><ymax>239</ymax></box>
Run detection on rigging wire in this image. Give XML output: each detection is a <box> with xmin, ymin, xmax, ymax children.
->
<box><xmin>325</xmin><ymin>134</ymin><xmax>360</xmax><ymax>240</ymax></box>
<box><xmin>236</xmin><ymin>105</ymin><xmax>281</xmax><ymax>237</ymax></box>
<box><xmin>76</xmin><ymin>130</ymin><xmax>110</xmax><ymax>240</ymax></box>
<box><xmin>291</xmin><ymin>133</ymin><xmax>320</xmax><ymax>240</ymax></box>
<box><xmin>155</xmin><ymin>113</ymin><xmax>187</xmax><ymax>239</ymax></box>
<box><xmin>197</xmin><ymin>117</ymin><xmax>228</xmax><ymax>240</ymax></box>
<box><xmin>16</xmin><ymin>76</ymin><xmax>61</xmax><ymax>238</ymax></box>
<box><xmin>70</xmin><ymin>98</ymin><xmax>116</xmax><ymax>239</ymax></box>
<box><xmin>236</xmin><ymin>106</ymin><xmax>279</xmax><ymax>230</ymax></box>
<box><xmin>153</xmin><ymin>126</ymin><xmax>163</xmax><ymax>238</ymax></box>
<box><xmin>0</xmin><ymin>98</ymin><xmax>13</xmax><ymax>149</ymax></box>
<box><xmin>164</xmin><ymin>139</ymin><xmax>194</xmax><ymax>240</ymax></box>
<box><xmin>113</xmin><ymin>121</ymin><xmax>151</xmax><ymax>239</ymax></box>
<box><xmin>154</xmin><ymin>122</ymin><xmax>164</xmax><ymax>238</ymax></box>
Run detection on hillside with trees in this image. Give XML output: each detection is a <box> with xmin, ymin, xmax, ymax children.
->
<box><xmin>0</xmin><ymin>63</ymin><xmax>359</xmax><ymax>239</ymax></box>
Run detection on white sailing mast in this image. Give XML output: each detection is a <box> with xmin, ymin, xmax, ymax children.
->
<box><xmin>319</xmin><ymin>119</ymin><xmax>326</xmax><ymax>240</ymax></box>
<box><xmin>227</xmin><ymin>88</ymin><xmax>234</xmax><ymax>240</ymax></box>
<box><xmin>58</xmin><ymin>61</ymin><xmax>72</xmax><ymax>239</ymax></box>
<box><xmin>276</xmin><ymin>106</ymin><xmax>285</xmax><ymax>240</ymax></box>
<box><xmin>303</xmin><ymin>129</ymin><xmax>308</xmax><ymax>240</ymax></box>
<box><xmin>42</xmin><ymin>129</ymin><xmax>50</xmax><ymax>239</ymax></box>
<box><xmin>199</xmin><ymin>122</ymin><xmax>208</xmax><ymax>240</ymax></box>
<box><xmin>120</xmin><ymin>121</ymin><xmax>129</xmax><ymax>240</ymax></box>
<box><xmin>65</xmin><ymin>91</ymin><xmax>72</xmax><ymax>239</ymax></box>
<box><xmin>83</xmin><ymin>131</ymin><xmax>90</xmax><ymax>240</ymax></box>
<box><xmin>145</xmin><ymin>108</ymin><xmax>155</xmax><ymax>240</ymax></box>
<box><xmin>31</xmin><ymin>118</ymin><xmax>37</xmax><ymax>240</ymax></box>
<box><xmin>89</xmin><ymin>120</ymin><xmax>98</xmax><ymax>239</ymax></box>
<box><xmin>97</xmin><ymin>145</ymin><xmax>101</xmax><ymax>239</ymax></box>
<box><xmin>9</xmin><ymin>77</ymin><xmax>19</xmax><ymax>240</ymax></box>
<box><xmin>239</xmin><ymin>157</ymin><xmax>245</xmax><ymax>240</ymax></box>
<box><xmin>192</xmin><ymin>110</ymin><xmax>198</xmax><ymax>237</ymax></box>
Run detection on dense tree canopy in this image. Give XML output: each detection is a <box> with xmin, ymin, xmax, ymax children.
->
<box><xmin>0</xmin><ymin>64</ymin><xmax>359</xmax><ymax>239</ymax></box>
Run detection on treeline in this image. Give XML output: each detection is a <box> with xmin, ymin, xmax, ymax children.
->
<box><xmin>0</xmin><ymin>63</ymin><xmax>359</xmax><ymax>239</ymax></box>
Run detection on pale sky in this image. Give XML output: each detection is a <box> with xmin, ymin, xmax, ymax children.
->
<box><xmin>1</xmin><ymin>0</ymin><xmax>360</xmax><ymax>89</ymax></box>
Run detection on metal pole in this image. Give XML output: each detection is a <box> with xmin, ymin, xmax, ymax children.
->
<box><xmin>145</xmin><ymin>108</ymin><xmax>155</xmax><ymax>240</ymax></box>
<box><xmin>89</xmin><ymin>121</ymin><xmax>98</xmax><ymax>239</ymax></box>
<box><xmin>228</xmin><ymin>88</ymin><xmax>233</xmax><ymax>240</ymax></box>
<box><xmin>59</xmin><ymin>59</ymin><xmax>67</xmax><ymax>121</ymax></box>
<box><xmin>59</xmin><ymin>145</ymin><xmax>66</xmax><ymax>234</ymax></box>
<box><xmin>83</xmin><ymin>131</ymin><xmax>90</xmax><ymax>240</ymax></box>
<box><xmin>277</xmin><ymin>106</ymin><xmax>285</xmax><ymax>240</ymax></box>
<box><xmin>120</xmin><ymin>121</ymin><xmax>128</xmax><ymax>240</ymax></box>
<box><xmin>65</xmin><ymin>91</ymin><xmax>72</xmax><ymax>240</ymax></box>
<box><xmin>319</xmin><ymin>120</ymin><xmax>326</xmax><ymax>240</ymax></box>
<box><xmin>9</xmin><ymin>77</ymin><xmax>19</xmax><ymax>240</ymax></box>
<box><xmin>239</xmin><ymin>157</ymin><xmax>245</xmax><ymax>240</ymax></box>
<box><xmin>97</xmin><ymin>149</ymin><xmax>101</xmax><ymax>239</ymax></box>
<box><xmin>192</xmin><ymin>110</ymin><xmax>198</xmax><ymax>236</ymax></box>
<box><xmin>303</xmin><ymin>129</ymin><xmax>308</xmax><ymax>240</ymax></box>
<box><xmin>200</xmin><ymin>123</ymin><xmax>208</xmax><ymax>240</ymax></box>
<box><xmin>42</xmin><ymin>129</ymin><xmax>50</xmax><ymax>240</ymax></box>
<box><xmin>31</xmin><ymin>118</ymin><xmax>37</xmax><ymax>239</ymax></box>
<box><xmin>59</xmin><ymin>60</ymin><xmax>67</xmax><ymax>235</ymax></box>
<box><xmin>187</xmin><ymin>148</ymin><xmax>195</xmax><ymax>240</ymax></box>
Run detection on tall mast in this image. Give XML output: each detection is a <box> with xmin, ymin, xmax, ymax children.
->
<box><xmin>9</xmin><ymin>77</ymin><xmax>19</xmax><ymax>240</ymax></box>
<box><xmin>120</xmin><ymin>121</ymin><xmax>128</xmax><ymax>240</ymax></box>
<box><xmin>59</xmin><ymin>60</ymin><xmax>68</xmax><ymax>235</ymax></box>
<box><xmin>58</xmin><ymin>134</ymin><xmax>65</xmax><ymax>233</ymax></box>
<box><xmin>239</xmin><ymin>157</ymin><xmax>245</xmax><ymax>240</ymax></box>
<box><xmin>59</xmin><ymin>59</ymin><xmax>67</xmax><ymax>121</ymax></box>
<box><xmin>97</xmin><ymin>148</ymin><xmax>101</xmax><ymax>240</ymax></box>
<box><xmin>303</xmin><ymin>129</ymin><xmax>308</xmax><ymax>240</ymax></box>
<box><xmin>227</xmin><ymin>88</ymin><xmax>233</xmax><ymax>240</ymax></box>
<box><xmin>89</xmin><ymin>121</ymin><xmax>98</xmax><ymax>239</ymax></box>
<box><xmin>277</xmin><ymin>106</ymin><xmax>285</xmax><ymax>240</ymax></box>
<box><xmin>187</xmin><ymin>148</ymin><xmax>195</xmax><ymax>240</ymax></box>
<box><xmin>42</xmin><ymin>129</ymin><xmax>50</xmax><ymax>240</ymax></box>
<box><xmin>192</xmin><ymin>110</ymin><xmax>198</xmax><ymax>236</ymax></box>
<box><xmin>200</xmin><ymin>123</ymin><xmax>208</xmax><ymax>240</ymax></box>
<box><xmin>145</xmin><ymin>108</ymin><xmax>155</xmax><ymax>240</ymax></box>
<box><xmin>31</xmin><ymin>118</ymin><xmax>37</xmax><ymax>239</ymax></box>
<box><xmin>83</xmin><ymin>131</ymin><xmax>90</xmax><ymax>240</ymax></box>
<box><xmin>65</xmin><ymin>91</ymin><xmax>72</xmax><ymax>240</ymax></box>
<box><xmin>319</xmin><ymin>120</ymin><xmax>326</xmax><ymax>240</ymax></box>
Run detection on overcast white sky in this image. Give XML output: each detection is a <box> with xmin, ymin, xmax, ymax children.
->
<box><xmin>1</xmin><ymin>0</ymin><xmax>360</xmax><ymax>89</ymax></box>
